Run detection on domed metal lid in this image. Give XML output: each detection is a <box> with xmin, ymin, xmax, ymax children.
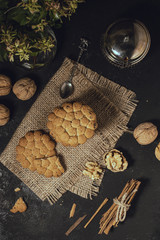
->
<box><xmin>102</xmin><ymin>19</ymin><xmax>151</xmax><ymax>68</ymax></box>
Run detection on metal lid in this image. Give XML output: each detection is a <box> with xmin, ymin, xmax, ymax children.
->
<box><xmin>102</xmin><ymin>19</ymin><xmax>151</xmax><ymax>68</ymax></box>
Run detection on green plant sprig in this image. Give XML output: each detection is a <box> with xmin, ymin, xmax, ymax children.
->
<box><xmin>0</xmin><ymin>25</ymin><xmax>55</xmax><ymax>62</ymax></box>
<box><xmin>0</xmin><ymin>0</ymin><xmax>85</xmax><ymax>63</ymax></box>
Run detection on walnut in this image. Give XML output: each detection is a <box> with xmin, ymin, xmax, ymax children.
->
<box><xmin>133</xmin><ymin>122</ymin><xmax>158</xmax><ymax>145</ymax></box>
<box><xmin>104</xmin><ymin>149</ymin><xmax>128</xmax><ymax>172</ymax></box>
<box><xmin>155</xmin><ymin>143</ymin><xmax>160</xmax><ymax>161</ymax></box>
<box><xmin>0</xmin><ymin>104</ymin><xmax>10</xmax><ymax>126</ymax></box>
<box><xmin>13</xmin><ymin>77</ymin><xmax>37</xmax><ymax>100</ymax></box>
<box><xmin>83</xmin><ymin>161</ymin><xmax>103</xmax><ymax>180</ymax></box>
<box><xmin>0</xmin><ymin>74</ymin><xmax>12</xmax><ymax>96</ymax></box>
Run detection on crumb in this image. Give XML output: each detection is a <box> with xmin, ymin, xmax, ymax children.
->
<box><xmin>14</xmin><ymin>187</ymin><xmax>21</xmax><ymax>192</ymax></box>
<box><xmin>10</xmin><ymin>197</ymin><xmax>27</xmax><ymax>213</ymax></box>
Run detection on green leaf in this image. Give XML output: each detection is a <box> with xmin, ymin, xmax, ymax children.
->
<box><xmin>26</xmin><ymin>9</ymin><xmax>47</xmax><ymax>26</ymax></box>
<box><xmin>38</xmin><ymin>8</ymin><xmax>47</xmax><ymax>21</ymax></box>
<box><xmin>0</xmin><ymin>45</ymin><xmax>8</xmax><ymax>62</ymax></box>
<box><xmin>7</xmin><ymin>8</ymin><xmax>29</xmax><ymax>26</ymax></box>
<box><xmin>3</xmin><ymin>51</ymin><xmax>8</xmax><ymax>61</ymax></box>
<box><xmin>30</xmin><ymin>51</ymin><xmax>39</xmax><ymax>57</ymax></box>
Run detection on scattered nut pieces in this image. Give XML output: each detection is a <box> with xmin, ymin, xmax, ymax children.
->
<box><xmin>155</xmin><ymin>143</ymin><xmax>160</xmax><ymax>161</ymax></box>
<box><xmin>14</xmin><ymin>187</ymin><xmax>21</xmax><ymax>192</ymax></box>
<box><xmin>104</xmin><ymin>149</ymin><xmax>128</xmax><ymax>172</ymax></box>
<box><xmin>133</xmin><ymin>122</ymin><xmax>158</xmax><ymax>145</ymax></box>
<box><xmin>83</xmin><ymin>161</ymin><xmax>103</xmax><ymax>180</ymax></box>
<box><xmin>0</xmin><ymin>74</ymin><xmax>12</xmax><ymax>96</ymax></box>
<box><xmin>10</xmin><ymin>197</ymin><xmax>27</xmax><ymax>213</ymax></box>
<box><xmin>13</xmin><ymin>77</ymin><xmax>37</xmax><ymax>100</ymax></box>
<box><xmin>0</xmin><ymin>104</ymin><xmax>10</xmax><ymax>126</ymax></box>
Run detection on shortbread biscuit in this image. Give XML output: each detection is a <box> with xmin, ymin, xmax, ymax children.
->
<box><xmin>16</xmin><ymin>131</ymin><xmax>65</xmax><ymax>177</ymax></box>
<box><xmin>47</xmin><ymin>102</ymin><xmax>98</xmax><ymax>147</ymax></box>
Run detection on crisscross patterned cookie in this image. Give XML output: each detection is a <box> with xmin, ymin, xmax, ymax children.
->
<box><xmin>16</xmin><ymin>131</ymin><xmax>65</xmax><ymax>177</ymax></box>
<box><xmin>47</xmin><ymin>102</ymin><xmax>98</xmax><ymax>147</ymax></box>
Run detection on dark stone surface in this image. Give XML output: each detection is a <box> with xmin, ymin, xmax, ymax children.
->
<box><xmin>1</xmin><ymin>0</ymin><xmax>160</xmax><ymax>239</ymax></box>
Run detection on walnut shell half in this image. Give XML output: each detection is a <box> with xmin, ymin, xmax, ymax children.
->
<box><xmin>13</xmin><ymin>78</ymin><xmax>37</xmax><ymax>101</ymax></box>
<box><xmin>0</xmin><ymin>74</ymin><xmax>12</xmax><ymax>96</ymax></box>
<box><xmin>104</xmin><ymin>149</ymin><xmax>128</xmax><ymax>172</ymax></box>
<box><xmin>133</xmin><ymin>122</ymin><xmax>158</xmax><ymax>145</ymax></box>
<box><xmin>0</xmin><ymin>104</ymin><xmax>10</xmax><ymax>126</ymax></box>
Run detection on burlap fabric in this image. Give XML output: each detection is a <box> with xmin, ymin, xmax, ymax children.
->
<box><xmin>0</xmin><ymin>58</ymin><xmax>137</xmax><ymax>204</ymax></box>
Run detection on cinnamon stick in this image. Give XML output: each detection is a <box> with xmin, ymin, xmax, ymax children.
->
<box><xmin>65</xmin><ymin>214</ymin><xmax>87</xmax><ymax>236</ymax></box>
<box><xmin>69</xmin><ymin>203</ymin><xmax>76</xmax><ymax>218</ymax></box>
<box><xmin>104</xmin><ymin>217</ymin><xmax>116</xmax><ymax>235</ymax></box>
<box><xmin>99</xmin><ymin>205</ymin><xmax>117</xmax><ymax>234</ymax></box>
<box><xmin>84</xmin><ymin>198</ymin><xmax>108</xmax><ymax>228</ymax></box>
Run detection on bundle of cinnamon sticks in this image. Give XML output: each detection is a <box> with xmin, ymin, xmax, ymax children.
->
<box><xmin>65</xmin><ymin>179</ymin><xmax>141</xmax><ymax>236</ymax></box>
<box><xmin>99</xmin><ymin>179</ymin><xmax>141</xmax><ymax>235</ymax></box>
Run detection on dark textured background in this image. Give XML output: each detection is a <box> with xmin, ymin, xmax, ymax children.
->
<box><xmin>1</xmin><ymin>0</ymin><xmax>160</xmax><ymax>239</ymax></box>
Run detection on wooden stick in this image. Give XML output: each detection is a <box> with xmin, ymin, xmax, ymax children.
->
<box><xmin>99</xmin><ymin>204</ymin><xmax>117</xmax><ymax>234</ymax></box>
<box><xmin>128</xmin><ymin>181</ymin><xmax>141</xmax><ymax>204</ymax></box>
<box><xmin>65</xmin><ymin>215</ymin><xmax>87</xmax><ymax>236</ymax></box>
<box><xmin>104</xmin><ymin>218</ymin><xmax>115</xmax><ymax>235</ymax></box>
<box><xmin>100</xmin><ymin>202</ymin><xmax>115</xmax><ymax>225</ymax></box>
<box><xmin>99</xmin><ymin>179</ymin><xmax>141</xmax><ymax>235</ymax></box>
<box><xmin>84</xmin><ymin>198</ymin><xmax>108</xmax><ymax>228</ymax></box>
<box><xmin>70</xmin><ymin>203</ymin><xmax>76</xmax><ymax>218</ymax></box>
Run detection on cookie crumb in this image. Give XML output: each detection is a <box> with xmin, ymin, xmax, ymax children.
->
<box><xmin>14</xmin><ymin>187</ymin><xmax>21</xmax><ymax>192</ymax></box>
<box><xmin>10</xmin><ymin>197</ymin><xmax>27</xmax><ymax>213</ymax></box>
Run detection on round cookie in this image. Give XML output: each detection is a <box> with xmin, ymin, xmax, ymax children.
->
<box><xmin>16</xmin><ymin>130</ymin><xmax>65</xmax><ymax>178</ymax></box>
<box><xmin>47</xmin><ymin>102</ymin><xmax>98</xmax><ymax>147</ymax></box>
